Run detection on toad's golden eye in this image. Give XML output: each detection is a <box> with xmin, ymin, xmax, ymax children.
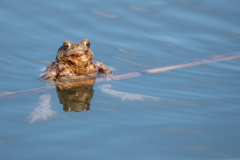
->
<box><xmin>80</xmin><ymin>39</ymin><xmax>90</xmax><ymax>48</ymax></box>
<box><xmin>63</xmin><ymin>42</ymin><xmax>69</xmax><ymax>50</ymax></box>
<box><xmin>62</xmin><ymin>41</ymin><xmax>73</xmax><ymax>50</ymax></box>
<box><xmin>86</xmin><ymin>41</ymin><xmax>90</xmax><ymax>48</ymax></box>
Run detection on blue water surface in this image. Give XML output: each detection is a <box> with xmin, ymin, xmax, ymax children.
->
<box><xmin>0</xmin><ymin>0</ymin><xmax>240</xmax><ymax>160</ymax></box>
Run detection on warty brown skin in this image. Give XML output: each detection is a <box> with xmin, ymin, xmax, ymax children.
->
<box><xmin>41</xmin><ymin>39</ymin><xmax>113</xmax><ymax>82</ymax></box>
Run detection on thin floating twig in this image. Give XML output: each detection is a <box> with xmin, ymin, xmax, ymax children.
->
<box><xmin>0</xmin><ymin>52</ymin><xmax>240</xmax><ymax>100</ymax></box>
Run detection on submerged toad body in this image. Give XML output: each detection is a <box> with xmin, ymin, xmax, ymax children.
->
<box><xmin>41</xmin><ymin>39</ymin><xmax>113</xmax><ymax>82</ymax></box>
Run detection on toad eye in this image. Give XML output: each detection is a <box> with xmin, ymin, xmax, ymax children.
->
<box><xmin>63</xmin><ymin>42</ymin><xmax>69</xmax><ymax>50</ymax></box>
<box><xmin>62</xmin><ymin>41</ymin><xmax>73</xmax><ymax>50</ymax></box>
<box><xmin>86</xmin><ymin>41</ymin><xmax>90</xmax><ymax>48</ymax></box>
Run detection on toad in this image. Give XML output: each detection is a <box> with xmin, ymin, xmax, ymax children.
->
<box><xmin>41</xmin><ymin>39</ymin><xmax>113</xmax><ymax>82</ymax></box>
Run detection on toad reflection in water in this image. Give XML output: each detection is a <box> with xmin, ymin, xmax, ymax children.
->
<box><xmin>56</xmin><ymin>81</ymin><xmax>95</xmax><ymax>112</ymax></box>
<box><xmin>54</xmin><ymin>75</ymin><xmax>97</xmax><ymax>112</ymax></box>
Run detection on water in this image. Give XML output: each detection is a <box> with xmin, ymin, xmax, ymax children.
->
<box><xmin>0</xmin><ymin>0</ymin><xmax>240</xmax><ymax>159</ymax></box>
